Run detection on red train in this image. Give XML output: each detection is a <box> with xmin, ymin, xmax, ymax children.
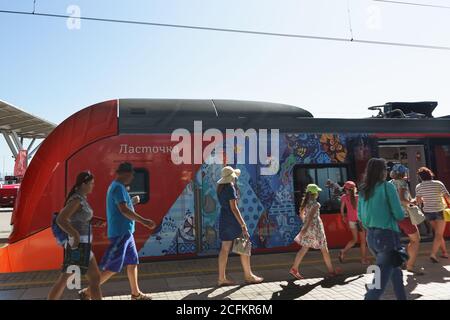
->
<box><xmin>0</xmin><ymin>99</ymin><xmax>449</xmax><ymax>273</ymax></box>
<box><xmin>0</xmin><ymin>178</ymin><xmax>20</xmax><ymax>208</ymax></box>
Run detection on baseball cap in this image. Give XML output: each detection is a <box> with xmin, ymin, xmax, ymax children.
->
<box><xmin>344</xmin><ymin>181</ymin><xmax>356</xmax><ymax>190</ymax></box>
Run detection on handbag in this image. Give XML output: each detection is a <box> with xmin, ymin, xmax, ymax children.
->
<box><xmin>384</xmin><ymin>183</ymin><xmax>409</xmax><ymax>265</ymax></box>
<box><xmin>443</xmin><ymin>197</ymin><xmax>450</xmax><ymax>222</ymax></box>
<box><xmin>232</xmin><ymin>234</ymin><xmax>252</xmax><ymax>256</ymax></box>
<box><xmin>62</xmin><ymin>223</ymin><xmax>92</xmax><ymax>275</ymax></box>
<box><xmin>406</xmin><ymin>204</ymin><xmax>425</xmax><ymax>225</ymax></box>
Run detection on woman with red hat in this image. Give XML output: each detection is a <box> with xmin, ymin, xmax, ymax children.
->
<box><xmin>338</xmin><ymin>181</ymin><xmax>370</xmax><ymax>264</ymax></box>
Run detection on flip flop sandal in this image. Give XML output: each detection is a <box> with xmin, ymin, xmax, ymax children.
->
<box><xmin>289</xmin><ymin>268</ymin><xmax>304</xmax><ymax>280</ymax></box>
<box><xmin>78</xmin><ymin>289</ymin><xmax>90</xmax><ymax>300</ymax></box>
<box><xmin>440</xmin><ymin>255</ymin><xmax>449</xmax><ymax>259</ymax></box>
<box><xmin>430</xmin><ymin>256</ymin><xmax>439</xmax><ymax>263</ymax></box>
<box><xmin>131</xmin><ymin>292</ymin><xmax>153</xmax><ymax>300</ymax></box>
<box><xmin>407</xmin><ymin>268</ymin><xmax>425</xmax><ymax>276</ymax></box>
<box><xmin>326</xmin><ymin>267</ymin><xmax>343</xmax><ymax>278</ymax></box>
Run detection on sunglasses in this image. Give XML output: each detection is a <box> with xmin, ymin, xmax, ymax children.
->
<box><xmin>82</xmin><ymin>171</ymin><xmax>93</xmax><ymax>182</ymax></box>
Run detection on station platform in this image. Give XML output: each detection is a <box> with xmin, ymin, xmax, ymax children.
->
<box><xmin>0</xmin><ymin>240</ymin><xmax>449</xmax><ymax>300</ymax></box>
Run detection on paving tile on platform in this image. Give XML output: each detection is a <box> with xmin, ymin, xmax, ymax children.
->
<box><xmin>166</xmin><ymin>276</ymin><xmax>201</xmax><ymax>290</ymax></box>
<box><xmin>21</xmin><ymin>286</ymin><xmax>51</xmax><ymax>300</ymax></box>
<box><xmin>0</xmin><ymin>289</ymin><xmax>25</xmax><ymax>300</ymax></box>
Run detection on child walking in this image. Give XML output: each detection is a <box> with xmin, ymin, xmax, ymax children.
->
<box><xmin>290</xmin><ymin>184</ymin><xmax>340</xmax><ymax>279</ymax></box>
<box><xmin>339</xmin><ymin>181</ymin><xmax>369</xmax><ymax>264</ymax></box>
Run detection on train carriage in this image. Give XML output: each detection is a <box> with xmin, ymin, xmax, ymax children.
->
<box><xmin>1</xmin><ymin>99</ymin><xmax>449</xmax><ymax>273</ymax></box>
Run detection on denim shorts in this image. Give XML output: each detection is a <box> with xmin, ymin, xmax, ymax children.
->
<box><xmin>425</xmin><ymin>211</ymin><xmax>444</xmax><ymax>221</ymax></box>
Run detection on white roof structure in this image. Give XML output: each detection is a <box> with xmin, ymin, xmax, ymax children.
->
<box><xmin>0</xmin><ymin>100</ymin><xmax>56</xmax><ymax>160</ymax></box>
<box><xmin>0</xmin><ymin>100</ymin><xmax>55</xmax><ymax>139</ymax></box>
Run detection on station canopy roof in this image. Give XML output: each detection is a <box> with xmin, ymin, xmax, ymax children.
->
<box><xmin>0</xmin><ymin>100</ymin><xmax>56</xmax><ymax>139</ymax></box>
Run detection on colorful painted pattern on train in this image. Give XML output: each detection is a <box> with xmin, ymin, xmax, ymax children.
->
<box><xmin>138</xmin><ymin>133</ymin><xmax>370</xmax><ymax>257</ymax></box>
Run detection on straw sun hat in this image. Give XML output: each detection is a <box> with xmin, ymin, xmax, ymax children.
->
<box><xmin>217</xmin><ymin>166</ymin><xmax>241</xmax><ymax>184</ymax></box>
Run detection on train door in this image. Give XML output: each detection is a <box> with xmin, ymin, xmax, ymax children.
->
<box><xmin>292</xmin><ymin>164</ymin><xmax>352</xmax><ymax>248</ymax></box>
<box><xmin>377</xmin><ymin>142</ymin><xmax>432</xmax><ymax>239</ymax></box>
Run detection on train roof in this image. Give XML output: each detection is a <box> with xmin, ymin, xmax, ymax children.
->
<box><xmin>118</xmin><ymin>99</ymin><xmax>450</xmax><ymax>134</ymax></box>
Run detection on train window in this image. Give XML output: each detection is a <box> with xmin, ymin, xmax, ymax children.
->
<box><xmin>128</xmin><ymin>168</ymin><xmax>150</xmax><ymax>204</ymax></box>
<box><xmin>293</xmin><ymin>165</ymin><xmax>348</xmax><ymax>214</ymax></box>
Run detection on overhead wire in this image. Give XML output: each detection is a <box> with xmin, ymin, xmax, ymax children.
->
<box><xmin>373</xmin><ymin>0</ymin><xmax>450</xmax><ymax>10</ymax></box>
<box><xmin>0</xmin><ymin>4</ymin><xmax>450</xmax><ymax>52</ymax></box>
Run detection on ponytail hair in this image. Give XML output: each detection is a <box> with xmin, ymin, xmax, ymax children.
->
<box><xmin>65</xmin><ymin>171</ymin><xmax>94</xmax><ymax>205</ymax></box>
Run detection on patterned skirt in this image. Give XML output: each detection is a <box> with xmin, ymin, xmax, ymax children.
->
<box><xmin>295</xmin><ymin>217</ymin><xmax>328</xmax><ymax>249</ymax></box>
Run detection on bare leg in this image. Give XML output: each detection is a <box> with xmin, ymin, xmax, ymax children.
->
<box><xmin>239</xmin><ymin>254</ymin><xmax>253</xmax><ymax>279</ymax></box>
<box><xmin>86</xmin><ymin>258</ymin><xmax>102</xmax><ymax>300</ymax></box>
<box><xmin>431</xmin><ymin>220</ymin><xmax>446</xmax><ymax>258</ymax></box>
<box><xmin>292</xmin><ymin>246</ymin><xmax>309</xmax><ymax>270</ymax></box>
<box><xmin>406</xmin><ymin>231</ymin><xmax>420</xmax><ymax>270</ymax></box>
<box><xmin>320</xmin><ymin>247</ymin><xmax>335</xmax><ymax>273</ymax></box>
<box><xmin>127</xmin><ymin>264</ymin><xmax>140</xmax><ymax>296</ymax></box>
<box><xmin>441</xmin><ymin>237</ymin><xmax>448</xmax><ymax>257</ymax></box>
<box><xmin>47</xmin><ymin>273</ymin><xmax>71</xmax><ymax>300</ymax></box>
<box><xmin>341</xmin><ymin>228</ymin><xmax>358</xmax><ymax>258</ymax></box>
<box><xmin>218</xmin><ymin>241</ymin><xmax>232</xmax><ymax>282</ymax></box>
<box><xmin>359</xmin><ymin>230</ymin><xmax>369</xmax><ymax>262</ymax></box>
<box><xmin>83</xmin><ymin>270</ymin><xmax>115</xmax><ymax>297</ymax></box>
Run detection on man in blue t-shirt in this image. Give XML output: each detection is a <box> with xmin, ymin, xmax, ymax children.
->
<box><xmin>79</xmin><ymin>162</ymin><xmax>156</xmax><ymax>300</ymax></box>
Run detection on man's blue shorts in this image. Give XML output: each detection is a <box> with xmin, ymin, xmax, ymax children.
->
<box><xmin>99</xmin><ymin>232</ymin><xmax>139</xmax><ymax>273</ymax></box>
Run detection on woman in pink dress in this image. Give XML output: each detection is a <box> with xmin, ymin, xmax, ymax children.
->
<box><xmin>339</xmin><ymin>181</ymin><xmax>369</xmax><ymax>264</ymax></box>
<box><xmin>289</xmin><ymin>184</ymin><xmax>340</xmax><ymax>279</ymax></box>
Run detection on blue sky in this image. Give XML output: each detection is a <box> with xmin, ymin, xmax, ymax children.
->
<box><xmin>1</xmin><ymin>0</ymin><xmax>450</xmax><ymax>174</ymax></box>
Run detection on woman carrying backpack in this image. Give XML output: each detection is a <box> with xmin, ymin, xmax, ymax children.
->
<box><xmin>48</xmin><ymin>171</ymin><xmax>104</xmax><ymax>300</ymax></box>
<box><xmin>358</xmin><ymin>158</ymin><xmax>407</xmax><ymax>300</ymax></box>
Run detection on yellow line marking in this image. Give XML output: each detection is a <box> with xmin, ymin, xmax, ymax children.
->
<box><xmin>0</xmin><ymin>250</ymin><xmax>435</xmax><ymax>289</ymax></box>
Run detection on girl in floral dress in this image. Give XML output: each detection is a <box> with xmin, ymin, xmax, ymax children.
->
<box><xmin>290</xmin><ymin>184</ymin><xmax>340</xmax><ymax>279</ymax></box>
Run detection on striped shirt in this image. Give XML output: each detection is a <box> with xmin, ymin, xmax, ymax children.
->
<box><xmin>415</xmin><ymin>180</ymin><xmax>450</xmax><ymax>213</ymax></box>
